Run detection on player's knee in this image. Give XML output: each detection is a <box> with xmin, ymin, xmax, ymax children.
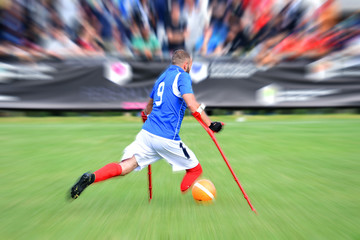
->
<box><xmin>188</xmin><ymin>163</ymin><xmax>203</xmax><ymax>175</ymax></box>
<box><xmin>119</xmin><ymin>156</ymin><xmax>138</xmax><ymax>176</ymax></box>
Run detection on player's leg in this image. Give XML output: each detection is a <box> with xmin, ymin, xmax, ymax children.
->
<box><xmin>180</xmin><ymin>163</ymin><xmax>203</xmax><ymax>192</ymax></box>
<box><xmin>154</xmin><ymin>137</ymin><xmax>202</xmax><ymax>192</ymax></box>
<box><xmin>94</xmin><ymin>155</ymin><xmax>138</xmax><ymax>182</ymax></box>
<box><xmin>70</xmin><ymin>130</ymin><xmax>159</xmax><ymax>199</ymax></box>
<box><xmin>70</xmin><ymin>156</ymin><xmax>138</xmax><ymax>199</ymax></box>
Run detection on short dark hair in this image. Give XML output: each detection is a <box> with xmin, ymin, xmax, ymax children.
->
<box><xmin>171</xmin><ymin>49</ymin><xmax>191</xmax><ymax>66</ymax></box>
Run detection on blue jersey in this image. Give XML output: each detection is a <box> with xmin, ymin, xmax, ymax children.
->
<box><xmin>143</xmin><ymin>65</ymin><xmax>193</xmax><ymax>140</ymax></box>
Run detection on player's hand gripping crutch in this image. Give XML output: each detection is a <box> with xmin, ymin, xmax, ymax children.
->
<box><xmin>141</xmin><ymin>111</ymin><xmax>152</xmax><ymax>202</ymax></box>
<box><xmin>192</xmin><ymin>112</ymin><xmax>257</xmax><ymax>213</ymax></box>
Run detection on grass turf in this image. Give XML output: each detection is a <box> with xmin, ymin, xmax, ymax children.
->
<box><xmin>0</xmin><ymin>115</ymin><xmax>359</xmax><ymax>239</ymax></box>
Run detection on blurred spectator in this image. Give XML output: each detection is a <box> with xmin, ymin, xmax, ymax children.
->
<box><xmin>227</xmin><ymin>0</ymin><xmax>245</xmax><ymax>21</ymax></box>
<box><xmin>254</xmin><ymin>0</ymin><xmax>343</xmax><ymax>67</ymax></box>
<box><xmin>195</xmin><ymin>0</ymin><xmax>229</xmax><ymax>55</ymax></box>
<box><xmin>109</xmin><ymin>1</ymin><xmax>133</xmax><ymax>54</ymax></box>
<box><xmin>329</xmin><ymin>12</ymin><xmax>360</xmax><ymax>52</ymax></box>
<box><xmin>0</xmin><ymin>0</ymin><xmax>357</xmax><ymax>65</ymax></box>
<box><xmin>253</xmin><ymin>0</ymin><xmax>305</xmax><ymax>62</ymax></box>
<box><xmin>76</xmin><ymin>22</ymin><xmax>104</xmax><ymax>54</ymax></box>
<box><xmin>0</xmin><ymin>1</ymin><xmax>36</xmax><ymax>61</ymax></box>
<box><xmin>132</xmin><ymin>0</ymin><xmax>158</xmax><ymax>34</ymax></box>
<box><xmin>151</xmin><ymin>0</ymin><xmax>170</xmax><ymax>53</ymax></box>
<box><xmin>86</xmin><ymin>0</ymin><xmax>115</xmax><ymax>52</ymax></box>
<box><xmin>213</xmin><ymin>0</ymin><xmax>249</xmax><ymax>55</ymax></box>
<box><xmin>0</xmin><ymin>1</ymin><xmax>25</xmax><ymax>48</ymax></box>
<box><xmin>24</xmin><ymin>0</ymin><xmax>49</xmax><ymax>35</ymax></box>
<box><xmin>332</xmin><ymin>32</ymin><xmax>360</xmax><ymax>56</ymax></box>
<box><xmin>131</xmin><ymin>24</ymin><xmax>161</xmax><ymax>60</ymax></box>
<box><xmin>220</xmin><ymin>16</ymin><xmax>249</xmax><ymax>56</ymax></box>
<box><xmin>183</xmin><ymin>0</ymin><xmax>210</xmax><ymax>53</ymax></box>
<box><xmin>314</xmin><ymin>0</ymin><xmax>340</xmax><ymax>33</ymax></box>
<box><xmin>246</xmin><ymin>0</ymin><xmax>273</xmax><ymax>48</ymax></box>
<box><xmin>166</xmin><ymin>1</ymin><xmax>188</xmax><ymax>53</ymax></box>
<box><xmin>307</xmin><ymin>28</ymin><xmax>360</xmax><ymax>80</ymax></box>
<box><xmin>113</xmin><ymin>25</ymin><xmax>133</xmax><ymax>57</ymax></box>
<box><xmin>56</xmin><ymin>0</ymin><xmax>81</xmax><ymax>41</ymax></box>
<box><xmin>43</xmin><ymin>26</ymin><xmax>83</xmax><ymax>57</ymax></box>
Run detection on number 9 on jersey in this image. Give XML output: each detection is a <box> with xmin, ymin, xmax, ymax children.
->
<box><xmin>155</xmin><ymin>82</ymin><xmax>165</xmax><ymax>106</ymax></box>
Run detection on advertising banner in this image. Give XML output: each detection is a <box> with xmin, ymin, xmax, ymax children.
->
<box><xmin>0</xmin><ymin>57</ymin><xmax>359</xmax><ymax>110</ymax></box>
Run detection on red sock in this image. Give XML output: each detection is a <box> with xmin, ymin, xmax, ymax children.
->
<box><xmin>94</xmin><ymin>163</ymin><xmax>122</xmax><ymax>183</ymax></box>
<box><xmin>180</xmin><ymin>163</ymin><xmax>203</xmax><ymax>192</ymax></box>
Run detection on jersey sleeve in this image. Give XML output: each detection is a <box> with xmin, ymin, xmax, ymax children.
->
<box><xmin>178</xmin><ymin>72</ymin><xmax>193</xmax><ymax>95</ymax></box>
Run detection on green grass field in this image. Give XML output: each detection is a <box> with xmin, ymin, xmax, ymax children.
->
<box><xmin>1</xmin><ymin>114</ymin><xmax>359</xmax><ymax>239</ymax></box>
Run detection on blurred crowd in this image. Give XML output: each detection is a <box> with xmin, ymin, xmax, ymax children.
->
<box><xmin>0</xmin><ymin>0</ymin><xmax>359</xmax><ymax>66</ymax></box>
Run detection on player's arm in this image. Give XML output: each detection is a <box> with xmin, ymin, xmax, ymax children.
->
<box><xmin>180</xmin><ymin>72</ymin><xmax>222</xmax><ymax>132</ymax></box>
<box><xmin>144</xmin><ymin>98</ymin><xmax>153</xmax><ymax>115</ymax></box>
<box><xmin>183</xmin><ymin>93</ymin><xmax>222</xmax><ymax>132</ymax></box>
<box><xmin>182</xmin><ymin>93</ymin><xmax>211</xmax><ymax>126</ymax></box>
<box><xmin>141</xmin><ymin>98</ymin><xmax>153</xmax><ymax>122</ymax></box>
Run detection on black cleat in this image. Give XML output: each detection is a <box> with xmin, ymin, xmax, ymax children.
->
<box><xmin>70</xmin><ymin>172</ymin><xmax>95</xmax><ymax>199</ymax></box>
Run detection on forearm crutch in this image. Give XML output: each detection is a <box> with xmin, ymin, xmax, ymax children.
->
<box><xmin>193</xmin><ymin>112</ymin><xmax>256</xmax><ymax>213</ymax></box>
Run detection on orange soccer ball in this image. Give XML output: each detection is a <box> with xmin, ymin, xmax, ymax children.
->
<box><xmin>192</xmin><ymin>179</ymin><xmax>216</xmax><ymax>202</ymax></box>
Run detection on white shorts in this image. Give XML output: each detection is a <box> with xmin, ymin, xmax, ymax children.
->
<box><xmin>121</xmin><ymin>129</ymin><xmax>199</xmax><ymax>172</ymax></box>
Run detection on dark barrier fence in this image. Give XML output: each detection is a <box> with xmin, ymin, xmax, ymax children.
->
<box><xmin>0</xmin><ymin>56</ymin><xmax>359</xmax><ymax>110</ymax></box>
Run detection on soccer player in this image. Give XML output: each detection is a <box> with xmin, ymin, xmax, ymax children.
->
<box><xmin>70</xmin><ymin>49</ymin><xmax>223</xmax><ymax>199</ymax></box>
